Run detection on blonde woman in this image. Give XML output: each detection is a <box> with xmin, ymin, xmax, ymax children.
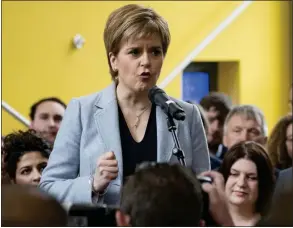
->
<box><xmin>40</xmin><ymin>4</ymin><xmax>210</xmax><ymax>205</ymax></box>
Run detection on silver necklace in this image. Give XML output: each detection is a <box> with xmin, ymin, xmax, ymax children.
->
<box><xmin>133</xmin><ymin>105</ymin><xmax>151</xmax><ymax>128</ymax></box>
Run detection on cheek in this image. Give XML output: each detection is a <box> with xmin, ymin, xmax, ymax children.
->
<box><xmin>118</xmin><ymin>58</ymin><xmax>137</xmax><ymax>73</ymax></box>
<box><xmin>33</xmin><ymin>119</ymin><xmax>46</xmax><ymax>128</ymax></box>
<box><xmin>249</xmin><ymin>182</ymin><xmax>259</xmax><ymax>199</ymax></box>
<box><xmin>153</xmin><ymin>59</ymin><xmax>163</xmax><ymax>71</ymax></box>
<box><xmin>226</xmin><ymin>135</ymin><xmax>236</xmax><ymax>147</ymax></box>
<box><xmin>225</xmin><ymin>178</ymin><xmax>234</xmax><ymax>195</ymax></box>
<box><xmin>15</xmin><ymin>174</ymin><xmax>30</xmax><ymax>185</ymax></box>
<box><xmin>230</xmin><ymin>135</ymin><xmax>243</xmax><ymax>146</ymax></box>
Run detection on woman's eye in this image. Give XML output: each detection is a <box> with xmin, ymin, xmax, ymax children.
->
<box><xmin>39</xmin><ymin>165</ymin><xmax>47</xmax><ymax>173</ymax></box>
<box><xmin>129</xmin><ymin>49</ymin><xmax>140</xmax><ymax>56</ymax></box>
<box><xmin>152</xmin><ymin>49</ymin><xmax>162</xmax><ymax>56</ymax></box>
<box><xmin>21</xmin><ymin>169</ymin><xmax>30</xmax><ymax>175</ymax></box>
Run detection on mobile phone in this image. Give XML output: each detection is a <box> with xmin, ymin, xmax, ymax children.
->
<box><xmin>197</xmin><ymin>176</ymin><xmax>212</xmax><ymax>184</ymax></box>
<box><xmin>197</xmin><ymin>176</ymin><xmax>219</xmax><ymax>226</ymax></box>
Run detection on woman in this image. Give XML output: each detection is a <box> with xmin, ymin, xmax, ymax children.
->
<box><xmin>40</xmin><ymin>4</ymin><xmax>210</xmax><ymax>205</ymax></box>
<box><xmin>267</xmin><ymin>114</ymin><xmax>292</xmax><ymax>170</ymax></box>
<box><xmin>1</xmin><ymin>135</ymin><xmax>11</xmax><ymax>184</ymax></box>
<box><xmin>219</xmin><ymin>141</ymin><xmax>275</xmax><ymax>226</ymax></box>
<box><xmin>2</xmin><ymin>130</ymin><xmax>50</xmax><ymax>186</ymax></box>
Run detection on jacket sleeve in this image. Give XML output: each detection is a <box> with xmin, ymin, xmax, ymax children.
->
<box><xmin>190</xmin><ymin>104</ymin><xmax>211</xmax><ymax>174</ymax></box>
<box><xmin>39</xmin><ymin>98</ymin><xmax>93</xmax><ymax>204</ymax></box>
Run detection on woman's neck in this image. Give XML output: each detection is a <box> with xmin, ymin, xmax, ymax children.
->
<box><xmin>116</xmin><ymin>83</ymin><xmax>151</xmax><ymax>110</ymax></box>
<box><xmin>228</xmin><ymin>204</ymin><xmax>260</xmax><ymax>226</ymax></box>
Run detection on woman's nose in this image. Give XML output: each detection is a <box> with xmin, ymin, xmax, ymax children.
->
<box><xmin>140</xmin><ymin>52</ymin><xmax>151</xmax><ymax>67</ymax></box>
<box><xmin>236</xmin><ymin>175</ymin><xmax>247</xmax><ymax>187</ymax></box>
<box><xmin>32</xmin><ymin>170</ymin><xmax>41</xmax><ymax>184</ymax></box>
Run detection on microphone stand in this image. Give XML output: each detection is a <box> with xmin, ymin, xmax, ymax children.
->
<box><xmin>166</xmin><ymin>113</ymin><xmax>186</xmax><ymax>167</ymax></box>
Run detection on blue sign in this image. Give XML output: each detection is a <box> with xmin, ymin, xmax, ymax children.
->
<box><xmin>182</xmin><ymin>72</ymin><xmax>209</xmax><ymax>103</ymax></box>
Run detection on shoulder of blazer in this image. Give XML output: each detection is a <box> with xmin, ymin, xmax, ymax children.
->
<box><xmin>72</xmin><ymin>83</ymin><xmax>116</xmax><ymax>109</ymax></box>
<box><xmin>169</xmin><ymin>97</ymin><xmax>200</xmax><ymax>135</ymax></box>
<box><xmin>170</xmin><ymin>97</ymin><xmax>200</xmax><ymax>127</ymax></box>
<box><xmin>170</xmin><ymin>97</ymin><xmax>196</xmax><ymax>116</ymax></box>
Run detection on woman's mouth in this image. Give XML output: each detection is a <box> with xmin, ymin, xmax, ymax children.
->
<box><xmin>233</xmin><ymin>191</ymin><xmax>248</xmax><ymax>197</ymax></box>
<box><xmin>140</xmin><ymin>72</ymin><xmax>151</xmax><ymax>79</ymax></box>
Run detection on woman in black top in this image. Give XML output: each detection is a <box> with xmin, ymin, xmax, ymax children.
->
<box><xmin>40</xmin><ymin>4</ymin><xmax>210</xmax><ymax>205</ymax></box>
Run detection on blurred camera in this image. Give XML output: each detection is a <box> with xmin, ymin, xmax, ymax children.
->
<box><xmin>68</xmin><ymin>204</ymin><xmax>117</xmax><ymax>226</ymax></box>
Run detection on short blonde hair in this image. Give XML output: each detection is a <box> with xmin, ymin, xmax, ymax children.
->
<box><xmin>104</xmin><ymin>4</ymin><xmax>171</xmax><ymax>80</ymax></box>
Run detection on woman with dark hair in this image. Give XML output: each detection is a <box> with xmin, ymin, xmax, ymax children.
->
<box><xmin>267</xmin><ymin>114</ymin><xmax>292</xmax><ymax>170</ymax></box>
<box><xmin>2</xmin><ymin>130</ymin><xmax>51</xmax><ymax>186</ymax></box>
<box><xmin>1</xmin><ymin>135</ymin><xmax>11</xmax><ymax>184</ymax></box>
<box><xmin>219</xmin><ymin>141</ymin><xmax>275</xmax><ymax>226</ymax></box>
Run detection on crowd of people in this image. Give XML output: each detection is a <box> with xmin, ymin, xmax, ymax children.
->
<box><xmin>2</xmin><ymin>3</ymin><xmax>292</xmax><ymax>227</ymax></box>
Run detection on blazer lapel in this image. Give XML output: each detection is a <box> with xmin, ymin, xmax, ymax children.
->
<box><xmin>94</xmin><ymin>83</ymin><xmax>123</xmax><ymax>183</ymax></box>
<box><xmin>93</xmin><ymin>84</ymin><xmax>180</xmax><ymax>178</ymax></box>
<box><xmin>157</xmin><ymin>106</ymin><xmax>179</xmax><ymax>163</ymax></box>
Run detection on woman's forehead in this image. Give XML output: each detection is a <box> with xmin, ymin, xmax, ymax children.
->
<box><xmin>231</xmin><ymin>158</ymin><xmax>257</xmax><ymax>173</ymax></box>
<box><xmin>17</xmin><ymin>152</ymin><xmax>48</xmax><ymax>167</ymax></box>
<box><xmin>120</xmin><ymin>34</ymin><xmax>162</xmax><ymax>47</ymax></box>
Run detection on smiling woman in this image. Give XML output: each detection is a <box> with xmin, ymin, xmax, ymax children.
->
<box><xmin>219</xmin><ymin>141</ymin><xmax>275</xmax><ymax>226</ymax></box>
<box><xmin>39</xmin><ymin>4</ymin><xmax>210</xmax><ymax>206</ymax></box>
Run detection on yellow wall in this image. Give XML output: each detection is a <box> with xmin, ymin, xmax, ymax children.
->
<box><xmin>2</xmin><ymin>1</ymin><xmax>291</xmax><ymax>135</ymax></box>
<box><xmin>197</xmin><ymin>1</ymin><xmax>292</xmax><ymax>132</ymax></box>
<box><xmin>2</xmin><ymin>1</ymin><xmax>243</xmax><ymax>135</ymax></box>
<box><xmin>218</xmin><ymin>62</ymin><xmax>240</xmax><ymax>105</ymax></box>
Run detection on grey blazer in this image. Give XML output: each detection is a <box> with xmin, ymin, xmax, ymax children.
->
<box><xmin>39</xmin><ymin>83</ymin><xmax>210</xmax><ymax>205</ymax></box>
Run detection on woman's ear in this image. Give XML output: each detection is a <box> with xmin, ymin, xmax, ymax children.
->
<box><xmin>109</xmin><ymin>52</ymin><xmax>117</xmax><ymax>72</ymax></box>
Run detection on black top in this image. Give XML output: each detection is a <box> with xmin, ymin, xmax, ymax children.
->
<box><xmin>118</xmin><ymin>104</ymin><xmax>157</xmax><ymax>183</ymax></box>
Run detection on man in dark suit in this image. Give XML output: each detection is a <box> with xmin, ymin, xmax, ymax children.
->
<box><xmin>260</xmin><ymin>167</ymin><xmax>292</xmax><ymax>226</ymax></box>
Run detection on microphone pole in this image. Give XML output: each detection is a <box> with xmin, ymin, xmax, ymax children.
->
<box><xmin>148</xmin><ymin>86</ymin><xmax>187</xmax><ymax>167</ymax></box>
<box><xmin>167</xmin><ymin>113</ymin><xmax>186</xmax><ymax>167</ymax></box>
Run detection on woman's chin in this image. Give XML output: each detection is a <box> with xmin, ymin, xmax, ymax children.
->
<box><xmin>135</xmin><ymin>82</ymin><xmax>155</xmax><ymax>92</ymax></box>
<box><xmin>229</xmin><ymin>196</ymin><xmax>247</xmax><ymax>206</ymax></box>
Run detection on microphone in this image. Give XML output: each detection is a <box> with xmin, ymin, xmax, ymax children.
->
<box><xmin>148</xmin><ymin>86</ymin><xmax>186</xmax><ymax>121</ymax></box>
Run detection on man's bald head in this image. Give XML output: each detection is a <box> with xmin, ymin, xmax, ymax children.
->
<box><xmin>2</xmin><ymin>185</ymin><xmax>67</xmax><ymax>226</ymax></box>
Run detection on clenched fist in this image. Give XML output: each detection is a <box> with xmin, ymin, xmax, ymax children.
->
<box><xmin>92</xmin><ymin>151</ymin><xmax>119</xmax><ymax>193</ymax></box>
